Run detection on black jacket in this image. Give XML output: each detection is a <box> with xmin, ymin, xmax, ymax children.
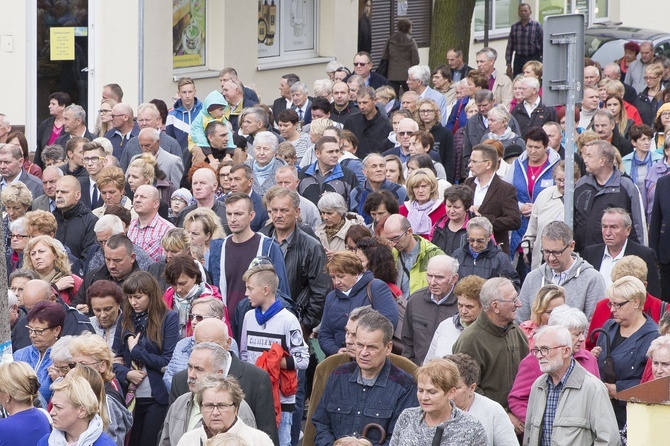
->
<box><xmin>452</xmin><ymin>240</ymin><xmax>521</xmax><ymax>290</ymax></box>
<box><xmin>72</xmin><ymin>261</ymin><xmax>141</xmax><ymax>308</ymax></box>
<box><xmin>511</xmin><ymin>100</ymin><xmax>557</xmax><ymax>137</ymax></box>
<box><xmin>80</xmin><ymin>177</ymin><xmax>104</xmax><ymax>210</ymax></box>
<box><xmin>170</xmin><ymin>353</ymin><xmax>279</xmax><ymax>445</ymax></box>
<box><xmin>429</xmin><ymin>123</ymin><xmax>455</xmax><ymax>182</ymax></box>
<box><xmin>54</xmin><ymin>201</ymin><xmax>98</xmax><ymax>263</ymax></box>
<box><xmin>259</xmin><ymin>224</ymin><xmax>331</xmax><ymax>332</ymax></box>
<box><xmin>330</xmin><ymin>102</ymin><xmax>361</xmax><ymax>125</ymax></box>
<box><xmin>343</xmin><ymin>110</ymin><xmax>393</xmax><ymax>158</ymax></box>
<box><xmin>611</xmin><ymin>127</ymin><xmax>634</xmax><ymax>158</ymax></box>
<box><xmin>635</xmin><ymin>88</ymin><xmax>662</xmax><ymax>127</ymax></box>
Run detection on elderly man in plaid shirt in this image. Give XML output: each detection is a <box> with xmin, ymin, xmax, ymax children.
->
<box><xmin>505</xmin><ymin>3</ymin><xmax>543</xmax><ymax>78</ymax></box>
<box><xmin>524</xmin><ymin>325</ymin><xmax>619</xmax><ymax>446</ymax></box>
<box><xmin>127</xmin><ymin>184</ymin><xmax>175</xmax><ymax>261</ymax></box>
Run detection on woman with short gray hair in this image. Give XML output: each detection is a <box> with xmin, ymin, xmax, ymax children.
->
<box><xmin>315</xmin><ymin>192</ymin><xmax>365</xmax><ymax>259</ymax></box>
<box><xmin>483</xmin><ymin>105</ymin><xmax>525</xmax><ymax>149</ymax></box>
<box><xmin>245</xmin><ymin>131</ymin><xmax>285</xmax><ymax>195</ymax></box>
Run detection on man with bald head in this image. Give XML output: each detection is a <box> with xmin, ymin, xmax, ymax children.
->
<box><xmin>167</xmin><ymin>317</ymin><xmax>278</xmax><ymax>445</ymax></box>
<box><xmin>176</xmin><ymin>167</ymin><xmax>228</xmax><ymax>232</ymax></box>
<box><xmin>136</xmin><ymin>127</ymin><xmax>184</xmax><ymax>187</ymax></box>
<box><xmin>104</xmin><ymin>102</ymin><xmax>140</xmax><ymax>159</ymax></box>
<box><xmin>127</xmin><ymin>184</ymin><xmax>175</xmax><ymax>262</ymax></box>
<box><xmin>54</xmin><ymin>175</ymin><xmax>98</xmax><ymax>263</ymax></box>
<box><xmin>12</xmin><ymin>279</ymin><xmax>94</xmax><ymax>351</ymax></box>
<box><xmin>383</xmin><ymin>117</ymin><xmax>418</xmax><ymax>163</ymax></box>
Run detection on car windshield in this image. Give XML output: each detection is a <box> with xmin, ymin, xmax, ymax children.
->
<box><xmin>585</xmin><ymin>36</ymin><xmax>631</xmax><ymax>66</ymax></box>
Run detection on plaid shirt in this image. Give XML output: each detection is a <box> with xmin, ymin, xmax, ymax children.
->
<box><xmin>127</xmin><ymin>213</ymin><xmax>175</xmax><ymax>262</ymax></box>
<box><xmin>542</xmin><ymin>359</ymin><xmax>576</xmax><ymax>446</ymax></box>
<box><xmin>506</xmin><ymin>20</ymin><xmax>543</xmax><ymax>64</ymax></box>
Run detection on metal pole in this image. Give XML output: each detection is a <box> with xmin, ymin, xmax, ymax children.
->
<box><xmin>484</xmin><ymin>0</ymin><xmax>490</xmax><ymax>47</ymax></box>
<box><xmin>563</xmin><ymin>36</ymin><xmax>577</xmax><ymax>228</ymax></box>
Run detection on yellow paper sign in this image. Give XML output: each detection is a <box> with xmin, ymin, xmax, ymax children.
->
<box><xmin>50</xmin><ymin>27</ymin><xmax>75</xmax><ymax>61</ymax></box>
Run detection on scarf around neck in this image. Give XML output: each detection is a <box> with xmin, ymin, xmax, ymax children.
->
<box><xmin>407</xmin><ymin>199</ymin><xmax>436</xmax><ymax>235</ymax></box>
<box><xmin>48</xmin><ymin>414</ymin><xmax>104</xmax><ymax>446</ymax></box>
<box><xmin>253</xmin><ymin>157</ymin><xmax>275</xmax><ymax>186</ymax></box>
<box><xmin>174</xmin><ymin>282</ymin><xmax>204</xmax><ymax>332</ymax></box>
<box><xmin>131</xmin><ymin>310</ymin><xmax>148</xmax><ymax>335</ymax></box>
<box><xmin>631</xmin><ymin>151</ymin><xmax>653</xmax><ymax>184</ymax></box>
<box><xmin>324</xmin><ymin>217</ymin><xmax>346</xmax><ymax>241</ymax></box>
<box><xmin>255</xmin><ymin>299</ymin><xmax>283</xmax><ymax>325</ymax></box>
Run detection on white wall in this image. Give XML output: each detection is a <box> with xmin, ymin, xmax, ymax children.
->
<box><xmin>0</xmin><ymin>2</ymin><xmax>29</xmax><ymax>128</ymax></box>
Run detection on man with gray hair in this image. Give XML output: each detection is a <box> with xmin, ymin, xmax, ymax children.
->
<box><xmin>222</xmin><ymin>78</ymin><xmax>256</xmax><ymax>132</ymax></box>
<box><xmin>289</xmin><ymin>81</ymin><xmax>312</xmax><ymax>126</ymax></box>
<box><xmin>135</xmin><ymin>127</ymin><xmax>184</xmax><ymax>187</ymax></box>
<box><xmin>626</xmin><ymin>41</ymin><xmax>655</xmax><ymax>94</ymax></box>
<box><xmin>402</xmin><ymin>254</ymin><xmax>460</xmax><ymax>365</ymax></box>
<box><xmin>344</xmin><ymin>86</ymin><xmax>393</xmax><ymax>158</ymax></box>
<box><xmin>518</xmin><ymin>221</ymin><xmax>606</xmax><ymax>323</ymax></box>
<box><xmin>274</xmin><ymin>165</ymin><xmax>321</xmax><ymax>228</ymax></box>
<box><xmin>511</xmin><ymin>76</ymin><xmax>556</xmax><ymax>135</ymax></box>
<box><xmin>241</xmin><ymin>106</ymin><xmax>274</xmax><ymax>145</ymax></box>
<box><xmin>0</xmin><ymin>113</ymin><xmax>11</xmax><ymax>143</ymax></box>
<box><xmin>583</xmin><ymin>65</ymin><xmax>601</xmax><ymax>88</ymax></box>
<box><xmin>524</xmin><ymin>325</ymin><xmax>619</xmax><ymax>445</ymax></box>
<box><xmin>33</xmin><ymin>167</ymin><xmax>62</xmax><ymax>212</ymax></box>
<box><xmin>603</xmin><ymin>63</ymin><xmax>638</xmax><ymax>104</ymax></box>
<box><xmin>104</xmin><ymin>102</ymin><xmax>140</xmax><ymax>159</ymax></box>
<box><xmin>476</xmin><ymin>47</ymin><xmax>513</xmax><ymax>108</ymax></box>
<box><xmin>127</xmin><ymin>184</ymin><xmax>175</xmax><ymax>261</ymax></box>
<box><xmin>453</xmin><ymin>277</ymin><xmax>528</xmax><ymax>433</ymax></box>
<box><xmin>349</xmin><ymin>153</ymin><xmax>407</xmax><ymax>223</ymax></box>
<box><xmin>574</xmin><ymin>140</ymin><xmax>646</xmax><ymax>250</ymax></box>
<box><xmin>592</xmin><ymin>109</ymin><xmax>633</xmax><ymax>157</ymax></box>
<box><xmin>407</xmin><ymin>65</ymin><xmax>448</xmax><ymax>125</ymax></box>
<box><xmin>55</xmin><ymin>104</ymin><xmax>94</xmax><ymax>147</ymax></box>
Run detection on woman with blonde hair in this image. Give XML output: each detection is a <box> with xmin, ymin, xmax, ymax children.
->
<box><xmin>127</xmin><ymin>153</ymin><xmax>175</xmax><ymax>206</ymax></box>
<box><xmin>23</xmin><ymin>234</ymin><xmax>82</xmax><ymax>305</ymax></box>
<box><xmin>416</xmin><ymin>98</ymin><xmax>455</xmax><ymax>180</ymax></box>
<box><xmin>376</xmin><ymin>85</ymin><xmax>400</xmax><ymax>116</ymax></box>
<box><xmin>385</xmin><ymin>154</ymin><xmax>405</xmax><ymax>186</ymax></box>
<box><xmin>298</xmin><ymin>118</ymin><xmax>337</xmax><ymax>168</ymax></box>
<box><xmin>604</xmin><ymin>94</ymin><xmax>633</xmax><ymax>138</ymax></box>
<box><xmin>399</xmin><ymin>168</ymin><xmax>445</xmax><ymax>241</ymax></box>
<box><xmin>93</xmin><ymin>166</ymin><xmax>135</xmax><ymax>218</ymax></box>
<box><xmin>96</xmin><ymin>98</ymin><xmax>118</xmax><ymax>137</ymax></box>
<box><xmin>38</xmin><ymin>375</ymin><xmax>116</xmax><ymax>446</ymax></box>
<box><xmin>148</xmin><ymin>227</ymin><xmax>193</xmax><ymax>292</ymax></box>
<box><xmin>2</xmin><ymin>182</ymin><xmax>32</xmax><ymax>255</ymax></box>
<box><xmin>519</xmin><ymin>284</ymin><xmax>566</xmax><ymax>347</ymax></box>
<box><xmin>68</xmin><ymin>365</ymin><xmax>110</xmax><ymax>431</ymax></box>
<box><xmin>183</xmin><ymin>207</ymin><xmax>226</xmax><ymax>267</ymax></box>
<box><xmin>0</xmin><ymin>361</ymin><xmax>52</xmax><ymax>446</ymax></box>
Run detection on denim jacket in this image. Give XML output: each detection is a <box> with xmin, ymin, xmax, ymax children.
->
<box><xmin>312</xmin><ymin>359</ymin><xmax>418</xmax><ymax>446</ymax></box>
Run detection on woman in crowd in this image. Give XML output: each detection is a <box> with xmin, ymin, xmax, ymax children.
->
<box><xmin>182</xmin><ymin>207</ymin><xmax>225</xmax><ymax>268</ymax></box>
<box><xmin>298</xmin><ymin>118</ymin><xmax>336</xmax><ymax>168</ymax></box>
<box><xmin>9</xmin><ymin>268</ymin><xmax>38</xmax><ymax>307</ymax></box>
<box><xmin>652</xmin><ymin>102</ymin><xmax>670</xmax><ymax>149</ymax></box>
<box><xmin>246</xmin><ymin>131</ymin><xmax>285</xmax><ymax>195</ymax></box>
<box><xmin>362</xmin><ymin>190</ymin><xmax>400</xmax><ymax>234</ymax></box>
<box><xmin>483</xmin><ymin>105</ymin><xmax>525</xmax><ymax>150</ymax></box>
<box><xmin>431</xmin><ymin>186</ymin><xmax>474</xmax><ymax>256</ymax></box>
<box><xmin>113</xmin><ymin>271</ymin><xmax>179</xmax><ymax>446</ymax></box>
<box><xmin>390</xmin><ymin>359</ymin><xmax>487</xmax><ymax>445</ymax></box>
<box><xmin>97</xmin><ymin>98</ymin><xmax>118</xmax><ymax>137</ymax></box>
<box><xmin>448</xmin><ymin>353</ymin><xmax>518</xmax><ymax>446</ymax></box>
<box><xmin>23</xmin><ymin>235</ymin><xmax>82</xmax><ymax>305</ymax></box>
<box><xmin>147</xmin><ymin>228</ymin><xmax>193</xmax><ymax>293</ymax></box>
<box><xmin>432</xmin><ymin>65</ymin><xmax>457</xmax><ymax>114</ymax></box>
<box><xmin>416</xmin><ymin>98</ymin><xmax>455</xmax><ymax>180</ymax></box>
<box><xmin>605</xmin><ymin>94</ymin><xmax>633</xmax><ymax>139</ymax></box>
<box><xmin>636</xmin><ymin>63</ymin><xmax>664</xmax><ymax>126</ymax></box>
<box><xmin>381</xmin><ymin>18</ymin><xmax>419</xmax><ymax>96</ymax></box>
<box><xmin>344</xmin><ymin>225</ymin><xmax>372</xmax><ymax>253</ymax></box>
<box><xmin>176</xmin><ymin>375</ymin><xmax>273</xmax><ymax>446</ymax></box>
<box><xmin>48</xmin><ymin>335</ymin><xmax>74</xmax><ymax>385</ymax></box>
<box><xmin>376</xmin><ymin>86</ymin><xmax>401</xmax><ymax>116</ymax></box>
<box><xmin>355</xmin><ymin>237</ymin><xmax>402</xmax><ymax>298</ymax></box>
<box><xmin>276</xmin><ymin>109</ymin><xmax>309</xmax><ymax>165</ymax></box>
<box><xmin>522</xmin><ymin>161</ymin><xmax>579</xmax><ymax>269</ymax></box>
<box><xmin>6</xmin><ymin>217</ymin><xmax>30</xmax><ymax>276</ymax></box>
<box><xmin>518</xmin><ymin>284</ymin><xmax>566</xmax><ymax>347</ymax></box>
<box><xmin>315</xmin><ymin>192</ymin><xmax>365</xmax><ymax>259</ymax></box>
<box><xmin>399</xmin><ymin>168</ymin><xmax>445</xmax><ymax>241</ymax></box>
<box><xmin>623</xmin><ymin>124</ymin><xmax>661</xmax><ymax>206</ymax></box>
<box><xmin>451</xmin><ymin>217</ymin><xmax>520</xmax><ymax>288</ymax></box>
<box><xmin>407</xmin><ymin>134</ymin><xmax>448</xmax><ymax>181</ymax></box>
<box><xmin>127</xmin><ymin>153</ymin><xmax>175</xmax><ymax>208</ymax></box>
<box><xmin>67</xmin><ymin>365</ymin><xmax>111</xmax><ymax>431</ymax></box>
<box><xmin>595</xmin><ymin>276</ymin><xmax>659</xmax><ymax>429</ymax></box>
<box><xmin>509</xmin><ymin>305</ymin><xmax>599</xmax><ymax>425</ymax></box>
<box><xmin>13</xmin><ymin>300</ymin><xmax>65</xmax><ymax>405</ymax></box>
<box><xmin>645</xmin><ymin>138</ymin><xmax>670</xmax><ymax>220</ymax></box>
<box><xmin>163</xmin><ymin>254</ymin><xmax>227</xmax><ymax>337</ymax></box>
<box><xmin>318</xmin><ymin>251</ymin><xmax>398</xmax><ymax>357</ymax></box>
<box><xmin>0</xmin><ymin>361</ymin><xmax>52</xmax><ymax>446</ymax></box>
<box><xmin>2</xmin><ymin>182</ymin><xmax>32</xmax><ymax>256</ymax></box>
<box><xmin>447</xmin><ymin>69</ymin><xmax>488</xmax><ymax>132</ymax></box>
<box><xmin>216</xmin><ymin>159</ymin><xmax>235</xmax><ymax>198</ymax></box>
<box><xmin>510</xmin><ymin>75</ymin><xmax>526</xmax><ymax>110</ymax></box>
<box><xmin>93</xmin><ymin>166</ymin><xmax>135</xmax><ymax>218</ymax></box>
<box><xmin>385</xmin><ymin>154</ymin><xmax>405</xmax><ymax>186</ymax></box>
<box><xmin>36</xmin><ymin>91</ymin><xmax>71</xmax><ymax>167</ymax></box>
<box><xmin>38</xmin><ymin>375</ymin><xmax>116</xmax><ymax>446</ymax></box>
<box><xmin>6</xmin><ymin>131</ymin><xmax>42</xmax><ymax>177</ymax></box>
<box><xmin>424</xmin><ymin>275</ymin><xmax>485</xmax><ymax>362</ymax></box>
<box><xmin>70</xmin><ymin>333</ymin><xmax>133</xmax><ymax>446</ymax></box>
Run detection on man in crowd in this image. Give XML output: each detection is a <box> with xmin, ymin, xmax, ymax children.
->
<box><xmin>453</xmin><ymin>277</ymin><xmax>528</xmax><ymax>433</ymax></box>
<box><xmin>127</xmin><ymin>184</ymin><xmax>175</xmax><ymax>262</ymax></box>
<box><xmin>603</xmin><ymin>63</ymin><xmax>638</xmax><ymax>104</ymax></box>
<box><xmin>402</xmin><ymin>255</ymin><xmax>459</xmax><ymax>365</ymax></box>
<box><xmin>578</xmin><ymin>87</ymin><xmax>600</xmax><ymax>130</ymax></box>
<box><xmin>166</xmin><ymin>77</ymin><xmax>203</xmax><ymax>152</ymax></box>
<box><xmin>80</xmin><ymin>140</ymin><xmax>107</xmax><ymax>210</ymax></box>
<box><xmin>104</xmin><ymin>103</ymin><xmax>139</xmax><ymax>159</ymax></box>
<box><xmin>312</xmin><ymin>311</ymin><xmax>418</xmax><ymax>445</ymax></box>
<box><xmin>385</xmin><ymin>214</ymin><xmax>445</xmax><ymax>297</ymax></box>
<box><xmin>524</xmin><ymin>325</ymin><xmax>620</xmax><ymax>444</ymax></box>
<box><xmin>574</xmin><ymin>140</ymin><xmax>646</xmax><ymax>250</ymax></box>
<box><xmin>176</xmin><ymin>166</ymin><xmax>228</xmax><ymax>231</ymax></box>
<box><xmin>0</xmin><ymin>114</ymin><xmax>11</xmax><ymax>143</ymax></box>
<box><xmin>330</xmin><ymin>81</ymin><xmax>360</xmax><ymax>124</ymax></box>
<box><xmin>447</xmin><ymin>48</ymin><xmax>473</xmax><ymax>82</ymax></box>
<box><xmin>626</xmin><ymin>41</ymin><xmax>655</xmax><ymax>94</ymax></box>
<box><xmin>287</xmin><ymin>81</ymin><xmax>311</xmax><ymax>127</ymax></box>
<box><xmin>349</xmin><ymin>153</ymin><xmax>407</xmax><ymax>223</ymax></box>
<box><xmin>60</xmin><ymin>136</ymin><xmax>88</xmax><ymax>180</ymax></box>
<box><xmin>32</xmin><ymin>166</ymin><xmax>62</xmax><ymax>212</ymax></box>
<box><xmin>137</xmin><ymin>127</ymin><xmax>184</xmax><ymax>187</ymax></box>
<box><xmin>240</xmin><ymin>106</ymin><xmax>273</xmax><ymax>145</ymax></box>
<box><xmin>273</xmin><ymin>73</ymin><xmax>300</xmax><ymax>122</ymax></box>
<box><xmin>55</xmin><ymin>104</ymin><xmax>94</xmax><ymax>147</ymax></box>
<box><xmin>581</xmin><ymin>208</ymin><xmax>660</xmax><ymax>295</ymax></box>
<box><xmin>344</xmin><ymin>86</ymin><xmax>393</xmax><ymax>158</ymax></box>
<box><xmin>407</xmin><ymin>65</ymin><xmax>448</xmax><ymax>125</ymax></box>
<box><xmin>228</xmin><ymin>164</ymin><xmax>268</xmax><ymax>232</ymax></box>
<box><xmin>352</xmin><ymin>51</ymin><xmax>389</xmax><ymax>89</ymax></box>
<box><xmin>517</xmin><ymin>221</ymin><xmax>606</xmax><ymax>322</ymax></box>
<box><xmin>511</xmin><ymin>77</ymin><xmax>556</xmax><ymax>136</ymax></box>
<box><xmin>274</xmin><ymin>165</ymin><xmax>321</xmax><ymax>228</ymax></box>
<box><xmin>54</xmin><ymin>175</ymin><xmax>98</xmax><ymax>263</ymax></box>
<box><xmin>542</xmin><ymin>121</ymin><xmax>586</xmax><ymax>174</ymax></box>
<box><xmin>0</xmin><ymin>142</ymin><xmax>43</xmax><ymax>198</ymax></box>
<box><xmin>583</xmin><ymin>65</ymin><xmax>601</xmax><ymax>88</ymax></box>
<box><xmin>102</xmin><ymin>83</ymin><xmax>123</xmax><ymax>102</ymax></box>
<box><xmin>505</xmin><ymin>3</ymin><xmax>543</xmax><ymax>77</ymax></box>
<box><xmin>222</xmin><ymin>79</ymin><xmax>256</xmax><ymax>132</ymax></box>
<box><xmin>382</xmin><ymin>118</ymin><xmax>418</xmax><ymax>163</ymax></box>
<box><xmin>476</xmin><ymin>47</ymin><xmax>513</xmax><ymax>108</ymax></box>
<box><xmin>592</xmin><ymin>109</ymin><xmax>633</xmax><ymax>157</ymax></box>
<box><xmin>219</xmin><ymin>67</ymin><xmax>259</xmax><ymax>103</ymax></box>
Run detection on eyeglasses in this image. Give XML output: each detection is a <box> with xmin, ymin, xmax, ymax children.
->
<box><xmin>98</xmin><ymin>109</ymin><xmax>112</xmax><ymax>114</ymax></box>
<box><xmin>345</xmin><ymin>245</ymin><xmax>358</xmax><ymax>252</ymax></box>
<box><xmin>469</xmin><ymin>159</ymin><xmax>488</xmax><ymax>164</ymax></box>
<box><xmin>201</xmin><ymin>402</ymin><xmax>235</xmax><ymax>413</ymax></box>
<box><xmin>661</xmin><ymin>112</ymin><xmax>670</xmax><ymax>119</ymax></box>
<box><xmin>25</xmin><ymin>325</ymin><xmax>53</xmax><ymax>336</ymax></box>
<box><xmin>540</xmin><ymin>245</ymin><xmax>571</xmax><ymax>258</ymax></box>
<box><xmin>67</xmin><ymin>360</ymin><xmax>101</xmax><ymax>370</ymax></box>
<box><xmin>83</xmin><ymin>156</ymin><xmax>102</xmax><ymax>163</ymax></box>
<box><xmin>386</xmin><ymin>228</ymin><xmax>409</xmax><ymax>244</ymax></box>
<box><xmin>467</xmin><ymin>237</ymin><xmax>487</xmax><ymax>244</ymax></box>
<box><xmin>530</xmin><ymin>346</ymin><xmax>566</xmax><ymax>357</ymax></box>
<box><xmin>607</xmin><ymin>300</ymin><xmax>630</xmax><ymax>310</ymax></box>
<box><xmin>496</xmin><ymin>297</ymin><xmax>521</xmax><ymax>305</ymax></box>
<box><xmin>10</xmin><ymin>234</ymin><xmax>29</xmax><ymax>239</ymax></box>
<box><xmin>189</xmin><ymin>313</ymin><xmax>217</xmax><ymax>322</ymax></box>
<box><xmin>418</xmin><ymin>109</ymin><xmax>435</xmax><ymax>114</ymax></box>
<box><xmin>353</xmin><ymin>62</ymin><xmax>369</xmax><ymax>67</ymax></box>
<box><xmin>53</xmin><ymin>364</ymin><xmax>72</xmax><ymax>374</ymax></box>
<box><xmin>397</xmin><ymin>131</ymin><xmax>413</xmax><ymax>136</ymax></box>
<box><xmin>644</xmin><ymin>76</ymin><xmax>659</xmax><ymax>80</ymax></box>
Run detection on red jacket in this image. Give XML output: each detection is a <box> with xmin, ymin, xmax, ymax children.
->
<box><xmin>586</xmin><ymin>293</ymin><xmax>665</xmax><ymax>350</ymax></box>
<box><xmin>624</xmin><ymin>101</ymin><xmax>643</xmax><ymax>125</ymax></box>
<box><xmin>57</xmin><ymin>274</ymin><xmax>83</xmax><ymax>306</ymax></box>
<box><xmin>255</xmin><ymin>343</ymin><xmax>298</xmax><ymax>427</ymax></box>
<box><xmin>399</xmin><ymin>201</ymin><xmax>447</xmax><ymax>241</ymax></box>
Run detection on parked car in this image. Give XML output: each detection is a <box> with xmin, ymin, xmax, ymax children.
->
<box><xmin>585</xmin><ymin>25</ymin><xmax>670</xmax><ymax>67</ymax></box>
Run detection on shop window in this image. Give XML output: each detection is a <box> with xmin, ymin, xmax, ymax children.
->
<box><xmin>257</xmin><ymin>0</ymin><xmax>318</xmax><ymax>61</ymax></box>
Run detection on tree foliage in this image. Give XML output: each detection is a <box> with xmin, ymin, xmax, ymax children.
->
<box><xmin>429</xmin><ymin>0</ymin><xmax>477</xmax><ymax>68</ymax></box>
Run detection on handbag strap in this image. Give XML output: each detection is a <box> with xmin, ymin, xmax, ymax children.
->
<box><xmin>366</xmin><ymin>282</ymin><xmax>375</xmax><ymax>308</ymax></box>
<box><xmin>432</xmin><ymin>427</ymin><xmax>445</xmax><ymax>446</ymax></box>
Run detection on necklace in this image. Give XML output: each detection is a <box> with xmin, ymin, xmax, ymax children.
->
<box><xmin>528</xmin><ymin>163</ymin><xmax>544</xmax><ymax>180</ymax></box>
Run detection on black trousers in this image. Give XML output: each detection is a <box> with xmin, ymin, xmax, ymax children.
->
<box><xmin>659</xmin><ymin>262</ymin><xmax>670</xmax><ymax>302</ymax></box>
<box><xmin>513</xmin><ymin>52</ymin><xmax>542</xmax><ymax>77</ymax></box>
<box><xmin>129</xmin><ymin>398</ymin><xmax>168</xmax><ymax>446</ymax></box>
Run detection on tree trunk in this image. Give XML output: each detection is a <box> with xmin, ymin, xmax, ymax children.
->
<box><xmin>429</xmin><ymin>0</ymin><xmax>477</xmax><ymax>68</ymax></box>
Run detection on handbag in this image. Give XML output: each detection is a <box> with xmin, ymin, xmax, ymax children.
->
<box><xmin>376</xmin><ymin>59</ymin><xmax>389</xmax><ymax>78</ymax></box>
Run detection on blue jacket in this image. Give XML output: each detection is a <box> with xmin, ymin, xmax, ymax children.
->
<box><xmin>298</xmin><ymin>161</ymin><xmax>359</xmax><ymax>207</ymax></box>
<box><xmin>349</xmin><ymin>179</ymin><xmax>407</xmax><ymax>224</ymax></box>
<box><xmin>312</xmin><ymin>359</ymin><xmax>418</xmax><ymax>446</ymax></box>
<box><xmin>13</xmin><ymin>345</ymin><xmax>53</xmax><ymax>405</ymax></box>
<box><xmin>446</xmin><ymin>97</ymin><xmax>469</xmax><ymax>131</ymax></box>
<box><xmin>503</xmin><ymin>148</ymin><xmax>560</xmax><ymax>255</ymax></box>
<box><xmin>166</xmin><ymin>97</ymin><xmax>204</xmax><ymax>151</ymax></box>
<box><xmin>208</xmin><ymin>234</ymin><xmax>291</xmax><ymax>303</ymax></box>
<box><xmin>318</xmin><ymin>271</ymin><xmax>398</xmax><ymax>357</ymax></box>
<box><xmin>112</xmin><ymin>310</ymin><xmax>180</xmax><ymax>406</ymax></box>
<box><xmin>38</xmin><ymin>432</ymin><xmax>116</xmax><ymax>446</ymax></box>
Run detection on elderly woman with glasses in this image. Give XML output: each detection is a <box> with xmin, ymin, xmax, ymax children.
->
<box><xmin>47</xmin><ymin>335</ymin><xmax>75</xmax><ymax>385</ymax></box>
<box><xmin>399</xmin><ymin>168</ymin><xmax>446</xmax><ymax>241</ymax></box>
<box><xmin>451</xmin><ymin>217</ymin><xmax>520</xmax><ymax>289</ymax></box>
<box><xmin>508</xmin><ymin>304</ymin><xmax>600</xmax><ymax>426</ymax></box>
<box><xmin>13</xmin><ymin>300</ymin><xmax>66</xmax><ymax>405</ymax></box>
<box><xmin>2</xmin><ymin>182</ymin><xmax>33</xmax><ymax>256</ymax></box>
<box><xmin>176</xmin><ymin>375</ymin><xmax>273</xmax><ymax>446</ymax></box>
<box><xmin>6</xmin><ymin>216</ymin><xmax>30</xmax><ymax>276</ymax></box>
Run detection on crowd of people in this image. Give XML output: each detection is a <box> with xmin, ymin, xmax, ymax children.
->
<box><xmin>2</xmin><ymin>4</ymin><xmax>670</xmax><ymax>445</ymax></box>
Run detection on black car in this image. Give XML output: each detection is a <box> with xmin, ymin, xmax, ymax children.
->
<box><xmin>585</xmin><ymin>24</ymin><xmax>670</xmax><ymax>67</ymax></box>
